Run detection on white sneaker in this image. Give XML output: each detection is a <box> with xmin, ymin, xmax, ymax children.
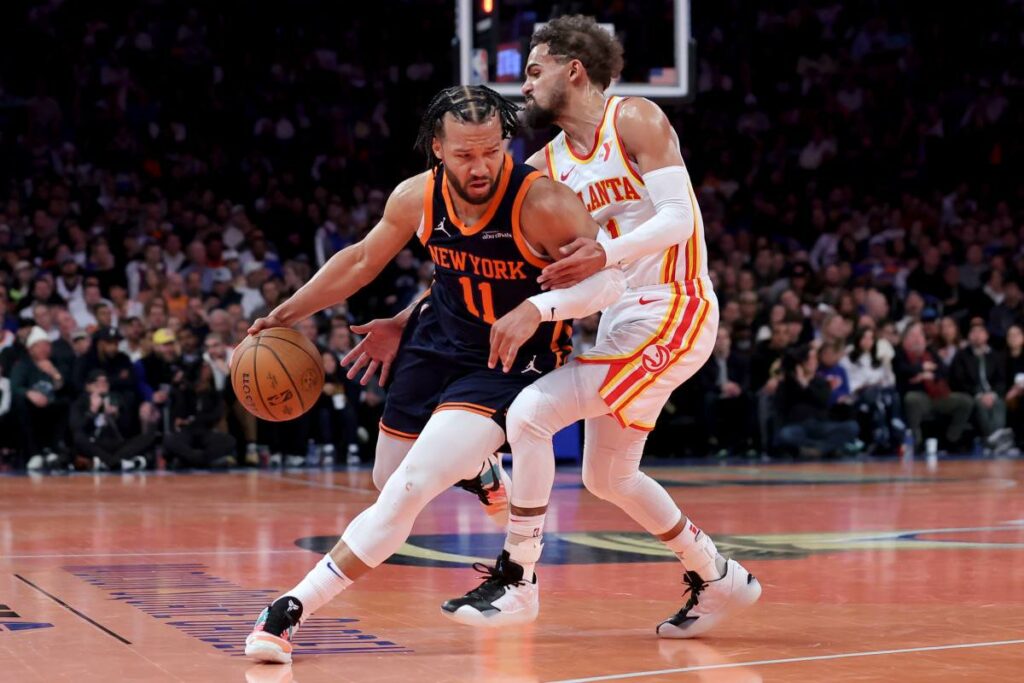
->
<box><xmin>26</xmin><ymin>454</ymin><xmax>44</xmax><ymax>471</ymax></box>
<box><xmin>120</xmin><ymin>458</ymin><xmax>137</xmax><ymax>472</ymax></box>
<box><xmin>441</xmin><ymin>550</ymin><xmax>539</xmax><ymax>627</ymax></box>
<box><xmin>657</xmin><ymin>557</ymin><xmax>762</xmax><ymax>639</ymax></box>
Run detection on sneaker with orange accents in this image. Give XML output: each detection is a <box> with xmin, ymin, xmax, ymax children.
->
<box><xmin>455</xmin><ymin>454</ymin><xmax>510</xmax><ymax>527</ymax></box>
<box><xmin>245</xmin><ymin>597</ymin><xmax>303</xmax><ymax>663</ymax></box>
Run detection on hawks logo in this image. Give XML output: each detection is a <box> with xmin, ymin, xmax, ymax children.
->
<box><xmin>641</xmin><ymin>344</ymin><xmax>671</xmax><ymax>373</ymax></box>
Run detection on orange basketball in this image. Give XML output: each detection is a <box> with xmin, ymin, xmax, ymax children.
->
<box><xmin>230</xmin><ymin>327</ymin><xmax>325</xmax><ymax>422</ymax></box>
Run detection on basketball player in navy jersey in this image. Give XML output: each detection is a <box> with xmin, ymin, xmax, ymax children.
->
<box><xmin>243</xmin><ymin>85</ymin><xmax>625</xmax><ymax>664</ymax></box>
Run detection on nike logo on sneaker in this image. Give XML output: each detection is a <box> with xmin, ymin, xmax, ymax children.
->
<box><xmin>325</xmin><ymin>561</ymin><xmax>344</xmax><ymax>579</ymax></box>
<box><xmin>638</xmin><ymin>297</ymin><xmax>661</xmax><ymax>305</ymax></box>
<box><xmin>559</xmin><ymin>167</ymin><xmax>575</xmax><ymax>181</ymax></box>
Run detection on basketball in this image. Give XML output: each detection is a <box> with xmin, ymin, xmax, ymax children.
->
<box><xmin>230</xmin><ymin>327</ymin><xmax>325</xmax><ymax>422</ymax></box>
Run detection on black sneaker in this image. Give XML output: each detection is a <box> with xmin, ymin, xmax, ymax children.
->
<box><xmin>440</xmin><ymin>550</ymin><xmax>539</xmax><ymax>627</ymax></box>
<box><xmin>454</xmin><ymin>455</ymin><xmax>509</xmax><ymax>525</ymax></box>
<box><xmin>244</xmin><ymin>596</ymin><xmax>303</xmax><ymax>663</ymax></box>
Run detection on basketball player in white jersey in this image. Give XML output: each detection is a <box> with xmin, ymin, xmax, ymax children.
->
<box><xmin>439</xmin><ymin>16</ymin><xmax>762</xmax><ymax>636</ymax></box>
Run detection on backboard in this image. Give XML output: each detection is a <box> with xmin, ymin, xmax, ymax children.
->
<box><xmin>456</xmin><ymin>0</ymin><xmax>693</xmax><ymax>100</ymax></box>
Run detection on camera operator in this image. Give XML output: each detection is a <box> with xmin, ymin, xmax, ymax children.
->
<box><xmin>70</xmin><ymin>370</ymin><xmax>157</xmax><ymax>471</ymax></box>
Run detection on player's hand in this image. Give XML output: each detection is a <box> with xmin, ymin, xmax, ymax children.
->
<box><xmin>537</xmin><ymin>237</ymin><xmax>607</xmax><ymax>290</ymax></box>
<box><xmin>342</xmin><ymin>317</ymin><xmax>403</xmax><ymax>386</ymax></box>
<box><xmin>489</xmin><ymin>302</ymin><xmax>542</xmax><ymax>373</ymax></box>
<box><xmin>248</xmin><ymin>313</ymin><xmax>288</xmax><ymax>336</ymax></box>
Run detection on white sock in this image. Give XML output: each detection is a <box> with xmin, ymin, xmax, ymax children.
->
<box><xmin>662</xmin><ymin>518</ymin><xmax>721</xmax><ymax>581</ymax></box>
<box><xmin>282</xmin><ymin>554</ymin><xmax>353</xmax><ymax>620</ymax></box>
<box><xmin>505</xmin><ymin>512</ymin><xmax>546</xmax><ymax>580</ymax></box>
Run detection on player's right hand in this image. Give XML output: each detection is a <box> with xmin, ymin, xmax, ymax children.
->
<box><xmin>248</xmin><ymin>314</ymin><xmax>287</xmax><ymax>336</ymax></box>
<box><xmin>342</xmin><ymin>317</ymin><xmax>403</xmax><ymax>386</ymax></box>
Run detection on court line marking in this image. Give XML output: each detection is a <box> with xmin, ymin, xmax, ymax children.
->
<box><xmin>14</xmin><ymin>573</ymin><xmax>132</xmax><ymax>645</ymax></box>
<box><xmin>3</xmin><ymin>549</ymin><xmax>310</xmax><ymax>560</ymax></box>
<box><xmin>258</xmin><ymin>471</ymin><xmax>377</xmax><ymax>494</ymax></box>
<box><xmin>548</xmin><ymin>638</ymin><xmax>1024</xmax><ymax>682</ymax></box>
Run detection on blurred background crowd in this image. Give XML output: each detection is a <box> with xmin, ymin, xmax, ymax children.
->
<box><xmin>0</xmin><ymin>0</ymin><xmax>1021</xmax><ymax>471</ymax></box>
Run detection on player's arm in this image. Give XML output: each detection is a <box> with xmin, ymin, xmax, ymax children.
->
<box><xmin>524</xmin><ymin>148</ymin><xmax>549</xmax><ymax>176</ymax></box>
<box><xmin>540</xmin><ymin>98</ymin><xmax>695</xmax><ymax>287</ymax></box>
<box><xmin>341</xmin><ymin>290</ymin><xmax>428</xmax><ymax>387</ymax></box>
<box><xmin>249</xmin><ymin>173</ymin><xmax>427</xmax><ymax>333</ymax></box>
<box><xmin>489</xmin><ymin>178</ymin><xmax>626</xmax><ymax>372</ymax></box>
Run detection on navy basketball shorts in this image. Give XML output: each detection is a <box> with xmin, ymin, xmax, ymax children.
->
<box><xmin>379</xmin><ymin>346</ymin><xmax>540</xmax><ymax>441</ymax></box>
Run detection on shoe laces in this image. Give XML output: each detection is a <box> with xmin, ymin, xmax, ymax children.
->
<box><xmin>465</xmin><ymin>560</ymin><xmax>524</xmax><ymax>598</ymax></box>
<box><xmin>669</xmin><ymin>570</ymin><xmax>712</xmax><ymax>618</ymax></box>
<box><xmin>454</xmin><ymin>462</ymin><xmax>501</xmax><ymax>505</ymax></box>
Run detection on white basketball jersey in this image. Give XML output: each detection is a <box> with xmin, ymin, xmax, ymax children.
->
<box><xmin>543</xmin><ymin>96</ymin><xmax>709</xmax><ymax>289</ymax></box>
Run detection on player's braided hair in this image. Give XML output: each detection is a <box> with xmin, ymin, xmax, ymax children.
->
<box><xmin>531</xmin><ymin>15</ymin><xmax>624</xmax><ymax>90</ymax></box>
<box><xmin>415</xmin><ymin>85</ymin><xmax>521</xmax><ymax>166</ymax></box>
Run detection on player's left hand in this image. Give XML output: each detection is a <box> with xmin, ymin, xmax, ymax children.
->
<box><xmin>490</xmin><ymin>302</ymin><xmax>542</xmax><ymax>373</ymax></box>
<box><xmin>537</xmin><ymin>237</ymin><xmax>607</xmax><ymax>290</ymax></box>
<box><xmin>341</xmin><ymin>317</ymin><xmax>403</xmax><ymax>386</ymax></box>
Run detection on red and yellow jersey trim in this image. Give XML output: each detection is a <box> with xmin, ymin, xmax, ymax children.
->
<box><xmin>562</xmin><ymin>97</ymin><xmax>616</xmax><ymax>164</ymax></box>
<box><xmin>577</xmin><ymin>279</ymin><xmax>713</xmax><ymax>428</ymax></box>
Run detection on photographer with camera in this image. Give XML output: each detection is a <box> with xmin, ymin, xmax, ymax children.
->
<box><xmin>70</xmin><ymin>369</ymin><xmax>158</xmax><ymax>471</ymax></box>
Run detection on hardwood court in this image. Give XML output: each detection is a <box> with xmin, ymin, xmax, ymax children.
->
<box><xmin>2</xmin><ymin>458</ymin><xmax>1023</xmax><ymax>682</ymax></box>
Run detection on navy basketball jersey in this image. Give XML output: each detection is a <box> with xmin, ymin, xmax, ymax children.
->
<box><xmin>413</xmin><ymin>154</ymin><xmax>571</xmax><ymax>373</ymax></box>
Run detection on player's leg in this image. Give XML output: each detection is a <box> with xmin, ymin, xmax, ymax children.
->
<box><xmin>580</xmin><ymin>415</ymin><xmax>760</xmax><ymax>638</ymax></box>
<box><xmin>371</xmin><ymin>432</ymin><xmax>415</xmax><ymax>491</ymax></box>
<box><xmin>442</xmin><ymin>360</ymin><xmax>610</xmax><ymax>626</ymax></box>
<box><xmin>246</xmin><ymin>410</ymin><xmax>504</xmax><ymax>663</ymax></box>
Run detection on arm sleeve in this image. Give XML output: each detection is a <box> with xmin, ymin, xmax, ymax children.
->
<box><xmin>600</xmin><ymin>166</ymin><xmax>694</xmax><ymax>267</ymax></box>
<box><xmin>527</xmin><ymin>267</ymin><xmax>626</xmax><ymax>322</ymax></box>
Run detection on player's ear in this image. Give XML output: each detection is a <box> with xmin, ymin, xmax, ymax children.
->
<box><xmin>568</xmin><ymin>59</ymin><xmax>585</xmax><ymax>84</ymax></box>
<box><xmin>432</xmin><ymin>137</ymin><xmax>444</xmax><ymax>163</ymax></box>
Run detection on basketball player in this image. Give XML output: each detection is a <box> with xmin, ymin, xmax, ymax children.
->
<box><xmin>440</xmin><ymin>17</ymin><xmax>762</xmax><ymax>636</ymax></box>
<box><xmin>243</xmin><ymin>85</ymin><xmax>625</xmax><ymax>663</ymax></box>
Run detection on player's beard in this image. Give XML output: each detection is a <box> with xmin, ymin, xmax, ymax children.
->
<box><xmin>448</xmin><ymin>164</ymin><xmax>503</xmax><ymax>206</ymax></box>
<box><xmin>524</xmin><ymin>84</ymin><xmax>567</xmax><ymax>129</ymax></box>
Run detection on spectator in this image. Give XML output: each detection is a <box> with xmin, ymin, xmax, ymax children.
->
<box><xmin>70</xmin><ymin>370</ymin><xmax>157</xmax><ymax>471</ymax></box>
<box><xmin>696</xmin><ymin>327</ymin><xmax>754</xmax><ymax>455</ymax></box>
<box><xmin>774</xmin><ymin>343</ymin><xmax>861</xmax><ymax>458</ymax></box>
<box><xmin>0</xmin><ymin>361</ymin><xmax>12</xmax><ymax>457</ymax></box>
<box><xmin>893</xmin><ymin>322</ymin><xmax>973</xmax><ymax>450</ymax></box>
<box><xmin>935</xmin><ymin>316</ymin><xmax>964</xmax><ymax>368</ymax></box>
<box><xmin>842</xmin><ymin>326</ymin><xmax>902</xmax><ymax>451</ymax></box>
<box><xmin>1003</xmin><ymin>324</ymin><xmax>1024</xmax><ymax>449</ymax></box>
<box><xmin>988</xmin><ymin>281</ymin><xmax>1023</xmax><ymax>344</ymax></box>
<box><xmin>11</xmin><ymin>327</ymin><xmax>68</xmax><ymax>468</ymax></box>
<box><xmin>950</xmin><ymin>321</ymin><xmax>1013</xmax><ymax>452</ymax></box>
<box><xmin>137</xmin><ymin>328</ymin><xmax>181</xmax><ymax>424</ymax></box>
<box><xmin>73</xmin><ymin>327</ymin><xmax>140</xmax><ymax>430</ymax></box>
<box><xmin>164</xmin><ymin>362</ymin><xmax>236</xmax><ymax>469</ymax></box>
<box><xmin>817</xmin><ymin>342</ymin><xmax>852</xmax><ymax>408</ymax></box>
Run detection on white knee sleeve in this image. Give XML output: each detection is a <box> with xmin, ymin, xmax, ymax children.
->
<box><xmin>372</xmin><ymin>434</ymin><xmax>414</xmax><ymax>491</ymax></box>
<box><xmin>582</xmin><ymin>415</ymin><xmax>682</xmax><ymax>535</ymax></box>
<box><xmin>343</xmin><ymin>411</ymin><xmax>504</xmax><ymax>567</ymax></box>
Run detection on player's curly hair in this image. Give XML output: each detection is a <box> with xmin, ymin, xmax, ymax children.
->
<box><xmin>530</xmin><ymin>15</ymin><xmax>624</xmax><ymax>91</ymax></box>
<box><xmin>415</xmin><ymin>85</ymin><xmax>521</xmax><ymax>166</ymax></box>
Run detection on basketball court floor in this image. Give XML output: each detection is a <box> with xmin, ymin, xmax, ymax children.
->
<box><xmin>2</xmin><ymin>457</ymin><xmax>1022</xmax><ymax>681</ymax></box>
